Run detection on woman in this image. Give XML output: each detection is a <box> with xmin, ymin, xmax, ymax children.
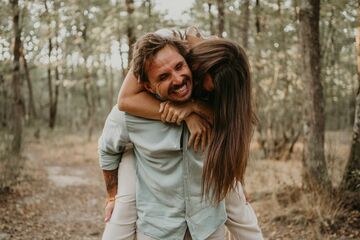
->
<box><xmin>102</xmin><ymin>28</ymin><xmax>262</xmax><ymax>240</ymax></box>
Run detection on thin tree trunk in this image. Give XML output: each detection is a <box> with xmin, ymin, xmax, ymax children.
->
<box><xmin>299</xmin><ymin>0</ymin><xmax>331</xmax><ymax>189</ymax></box>
<box><xmin>126</xmin><ymin>0</ymin><xmax>135</xmax><ymax>68</ymax></box>
<box><xmin>50</xmin><ymin>19</ymin><xmax>60</xmax><ymax>129</ymax></box>
<box><xmin>216</xmin><ymin>0</ymin><xmax>224</xmax><ymax>37</ymax></box>
<box><xmin>341</xmin><ymin>2</ymin><xmax>360</xmax><ymax>193</ymax></box>
<box><xmin>50</xmin><ymin>42</ymin><xmax>60</xmax><ymax>128</ymax></box>
<box><xmin>80</xmin><ymin>23</ymin><xmax>95</xmax><ymax>132</ymax></box>
<box><xmin>0</xmin><ymin>74</ymin><xmax>7</xmax><ymax>127</ymax></box>
<box><xmin>108</xmin><ymin>62</ymin><xmax>115</xmax><ymax>111</ymax></box>
<box><xmin>207</xmin><ymin>1</ymin><xmax>215</xmax><ymax>35</ymax></box>
<box><xmin>146</xmin><ymin>0</ymin><xmax>151</xmax><ymax>18</ymax></box>
<box><xmin>119</xmin><ymin>41</ymin><xmax>127</xmax><ymax>78</ymax></box>
<box><xmin>44</xmin><ymin>0</ymin><xmax>55</xmax><ymax>128</ymax></box>
<box><xmin>241</xmin><ymin>0</ymin><xmax>250</xmax><ymax>49</ymax></box>
<box><xmin>11</xmin><ymin>0</ymin><xmax>23</xmax><ymax>153</ymax></box>
<box><xmin>20</xmin><ymin>47</ymin><xmax>37</xmax><ymax>118</ymax></box>
<box><xmin>255</xmin><ymin>0</ymin><xmax>261</xmax><ymax>33</ymax></box>
<box><xmin>47</xmin><ymin>37</ymin><xmax>54</xmax><ymax>128</ymax></box>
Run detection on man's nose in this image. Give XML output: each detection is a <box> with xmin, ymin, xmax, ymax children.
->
<box><xmin>172</xmin><ymin>72</ymin><xmax>183</xmax><ymax>84</ymax></box>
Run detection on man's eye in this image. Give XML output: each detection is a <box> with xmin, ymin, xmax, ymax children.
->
<box><xmin>159</xmin><ymin>74</ymin><xmax>168</xmax><ymax>81</ymax></box>
<box><xmin>175</xmin><ymin>63</ymin><xmax>183</xmax><ymax>70</ymax></box>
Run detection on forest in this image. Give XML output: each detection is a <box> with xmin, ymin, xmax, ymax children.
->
<box><xmin>0</xmin><ymin>0</ymin><xmax>359</xmax><ymax>239</ymax></box>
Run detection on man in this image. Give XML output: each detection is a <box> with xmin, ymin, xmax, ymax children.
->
<box><xmin>99</xmin><ymin>33</ymin><xmax>227</xmax><ymax>240</ymax></box>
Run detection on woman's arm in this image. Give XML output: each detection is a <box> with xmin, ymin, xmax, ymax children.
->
<box><xmin>117</xmin><ymin>68</ymin><xmax>213</xmax><ymax>123</ymax></box>
<box><xmin>159</xmin><ymin>100</ymin><xmax>213</xmax><ymax>125</ymax></box>
<box><xmin>117</xmin><ymin>68</ymin><xmax>162</xmax><ymax>120</ymax></box>
<box><xmin>117</xmin><ymin>69</ymin><xmax>213</xmax><ymax>150</ymax></box>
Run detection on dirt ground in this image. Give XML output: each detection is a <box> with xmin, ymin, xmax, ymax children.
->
<box><xmin>0</xmin><ymin>131</ymin><xmax>359</xmax><ymax>240</ymax></box>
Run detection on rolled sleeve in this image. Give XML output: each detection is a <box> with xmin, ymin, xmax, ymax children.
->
<box><xmin>98</xmin><ymin>106</ymin><xmax>130</xmax><ymax>170</ymax></box>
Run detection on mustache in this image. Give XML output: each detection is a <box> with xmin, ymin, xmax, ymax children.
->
<box><xmin>169</xmin><ymin>77</ymin><xmax>190</xmax><ymax>92</ymax></box>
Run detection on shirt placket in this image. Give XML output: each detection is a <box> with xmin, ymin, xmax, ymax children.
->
<box><xmin>182</xmin><ymin>127</ymin><xmax>192</xmax><ymax>220</ymax></box>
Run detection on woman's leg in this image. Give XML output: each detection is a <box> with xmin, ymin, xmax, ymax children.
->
<box><xmin>102</xmin><ymin>148</ymin><xmax>137</xmax><ymax>240</ymax></box>
<box><xmin>225</xmin><ymin>182</ymin><xmax>263</xmax><ymax>240</ymax></box>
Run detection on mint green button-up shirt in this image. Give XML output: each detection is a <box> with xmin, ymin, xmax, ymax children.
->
<box><xmin>99</xmin><ymin>107</ymin><xmax>226</xmax><ymax>240</ymax></box>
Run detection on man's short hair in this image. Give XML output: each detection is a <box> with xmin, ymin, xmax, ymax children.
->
<box><xmin>131</xmin><ymin>33</ymin><xmax>187</xmax><ymax>83</ymax></box>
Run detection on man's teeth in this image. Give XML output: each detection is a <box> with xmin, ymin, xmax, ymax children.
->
<box><xmin>173</xmin><ymin>84</ymin><xmax>187</xmax><ymax>93</ymax></box>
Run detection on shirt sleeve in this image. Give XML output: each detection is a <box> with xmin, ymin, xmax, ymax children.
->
<box><xmin>98</xmin><ymin>106</ymin><xmax>130</xmax><ymax>170</ymax></box>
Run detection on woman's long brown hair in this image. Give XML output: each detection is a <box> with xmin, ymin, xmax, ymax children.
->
<box><xmin>187</xmin><ymin>39</ymin><xmax>257</xmax><ymax>204</ymax></box>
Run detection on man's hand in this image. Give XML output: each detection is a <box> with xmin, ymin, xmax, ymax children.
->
<box><xmin>104</xmin><ymin>199</ymin><xmax>115</xmax><ymax>223</ymax></box>
<box><xmin>184</xmin><ymin>113</ymin><xmax>211</xmax><ymax>152</ymax></box>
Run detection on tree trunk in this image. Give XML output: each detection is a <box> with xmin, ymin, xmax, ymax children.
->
<box><xmin>299</xmin><ymin>0</ymin><xmax>331</xmax><ymax>189</ymax></box>
<box><xmin>126</xmin><ymin>0</ymin><xmax>135</xmax><ymax>68</ymax></box>
<box><xmin>145</xmin><ymin>0</ymin><xmax>151</xmax><ymax>18</ymax></box>
<box><xmin>50</xmin><ymin>19</ymin><xmax>60</xmax><ymax>129</ymax></box>
<box><xmin>341</xmin><ymin>2</ymin><xmax>360</xmax><ymax>193</ymax></box>
<box><xmin>107</xmin><ymin>62</ymin><xmax>115</xmax><ymax>111</ymax></box>
<box><xmin>241</xmin><ymin>0</ymin><xmax>250</xmax><ymax>49</ymax></box>
<box><xmin>11</xmin><ymin>0</ymin><xmax>23</xmax><ymax>153</ymax></box>
<box><xmin>0</xmin><ymin>74</ymin><xmax>7</xmax><ymax>127</ymax></box>
<box><xmin>216</xmin><ymin>0</ymin><xmax>224</xmax><ymax>37</ymax></box>
<box><xmin>255</xmin><ymin>0</ymin><xmax>261</xmax><ymax>33</ymax></box>
<box><xmin>44</xmin><ymin>0</ymin><xmax>56</xmax><ymax>129</ymax></box>
<box><xmin>47</xmin><ymin>37</ymin><xmax>55</xmax><ymax>128</ymax></box>
<box><xmin>207</xmin><ymin>1</ymin><xmax>215</xmax><ymax>35</ymax></box>
<box><xmin>119</xmin><ymin>40</ymin><xmax>127</xmax><ymax>77</ymax></box>
<box><xmin>20</xmin><ymin>47</ymin><xmax>37</xmax><ymax>118</ymax></box>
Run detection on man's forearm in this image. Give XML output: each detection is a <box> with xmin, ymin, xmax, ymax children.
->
<box><xmin>102</xmin><ymin>168</ymin><xmax>118</xmax><ymax>199</ymax></box>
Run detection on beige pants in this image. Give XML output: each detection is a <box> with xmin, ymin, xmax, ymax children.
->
<box><xmin>102</xmin><ymin>149</ymin><xmax>263</xmax><ymax>240</ymax></box>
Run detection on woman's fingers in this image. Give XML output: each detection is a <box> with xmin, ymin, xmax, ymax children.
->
<box><xmin>201</xmin><ymin>128</ymin><xmax>207</xmax><ymax>152</ymax></box>
<box><xmin>194</xmin><ymin>133</ymin><xmax>201</xmax><ymax>152</ymax></box>
<box><xmin>165</xmin><ymin>110</ymin><xmax>175</xmax><ymax>123</ymax></box>
<box><xmin>159</xmin><ymin>101</ymin><xmax>167</xmax><ymax>113</ymax></box>
<box><xmin>176</xmin><ymin>116</ymin><xmax>183</xmax><ymax>125</ymax></box>
<box><xmin>170</xmin><ymin>112</ymin><xmax>179</xmax><ymax>123</ymax></box>
<box><xmin>161</xmin><ymin>102</ymin><xmax>170</xmax><ymax>122</ymax></box>
<box><xmin>188</xmin><ymin>132</ymin><xmax>195</xmax><ymax>148</ymax></box>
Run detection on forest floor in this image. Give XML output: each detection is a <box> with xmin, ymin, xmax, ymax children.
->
<box><xmin>0</xmin><ymin>130</ymin><xmax>359</xmax><ymax>240</ymax></box>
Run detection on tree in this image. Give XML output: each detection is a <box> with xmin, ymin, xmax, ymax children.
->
<box><xmin>20</xmin><ymin>45</ymin><xmax>37</xmax><ymax>118</ymax></box>
<box><xmin>44</xmin><ymin>0</ymin><xmax>60</xmax><ymax>129</ymax></box>
<box><xmin>255</xmin><ymin>0</ymin><xmax>261</xmax><ymax>33</ymax></box>
<box><xmin>241</xmin><ymin>0</ymin><xmax>250</xmax><ymax>49</ymax></box>
<box><xmin>10</xmin><ymin>0</ymin><xmax>23</xmax><ymax>153</ymax></box>
<box><xmin>341</xmin><ymin>1</ymin><xmax>360</xmax><ymax>193</ymax></box>
<box><xmin>126</xmin><ymin>0</ymin><xmax>135</xmax><ymax>66</ymax></box>
<box><xmin>216</xmin><ymin>0</ymin><xmax>224</xmax><ymax>37</ymax></box>
<box><xmin>299</xmin><ymin>0</ymin><xmax>331</xmax><ymax>189</ymax></box>
<box><xmin>207</xmin><ymin>1</ymin><xmax>215</xmax><ymax>35</ymax></box>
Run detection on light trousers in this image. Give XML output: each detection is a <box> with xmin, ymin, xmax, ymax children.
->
<box><xmin>102</xmin><ymin>149</ymin><xmax>263</xmax><ymax>240</ymax></box>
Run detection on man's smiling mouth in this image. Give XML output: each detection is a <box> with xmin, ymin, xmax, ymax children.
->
<box><xmin>170</xmin><ymin>78</ymin><xmax>191</xmax><ymax>96</ymax></box>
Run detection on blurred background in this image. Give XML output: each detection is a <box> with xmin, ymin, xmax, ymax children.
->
<box><xmin>0</xmin><ymin>0</ymin><xmax>359</xmax><ymax>239</ymax></box>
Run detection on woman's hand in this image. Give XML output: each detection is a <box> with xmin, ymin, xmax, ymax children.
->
<box><xmin>184</xmin><ymin>113</ymin><xmax>211</xmax><ymax>152</ymax></box>
<box><xmin>159</xmin><ymin>101</ymin><xmax>196</xmax><ymax>125</ymax></box>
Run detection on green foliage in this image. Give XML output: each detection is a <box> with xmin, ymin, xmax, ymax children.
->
<box><xmin>188</xmin><ymin>0</ymin><xmax>357</xmax><ymax>159</ymax></box>
<box><xmin>0</xmin><ymin>0</ymin><xmax>357</xmax><ymax>159</ymax></box>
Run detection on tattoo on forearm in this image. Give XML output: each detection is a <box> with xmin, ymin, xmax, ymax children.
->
<box><xmin>103</xmin><ymin>168</ymin><xmax>118</xmax><ymax>197</ymax></box>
